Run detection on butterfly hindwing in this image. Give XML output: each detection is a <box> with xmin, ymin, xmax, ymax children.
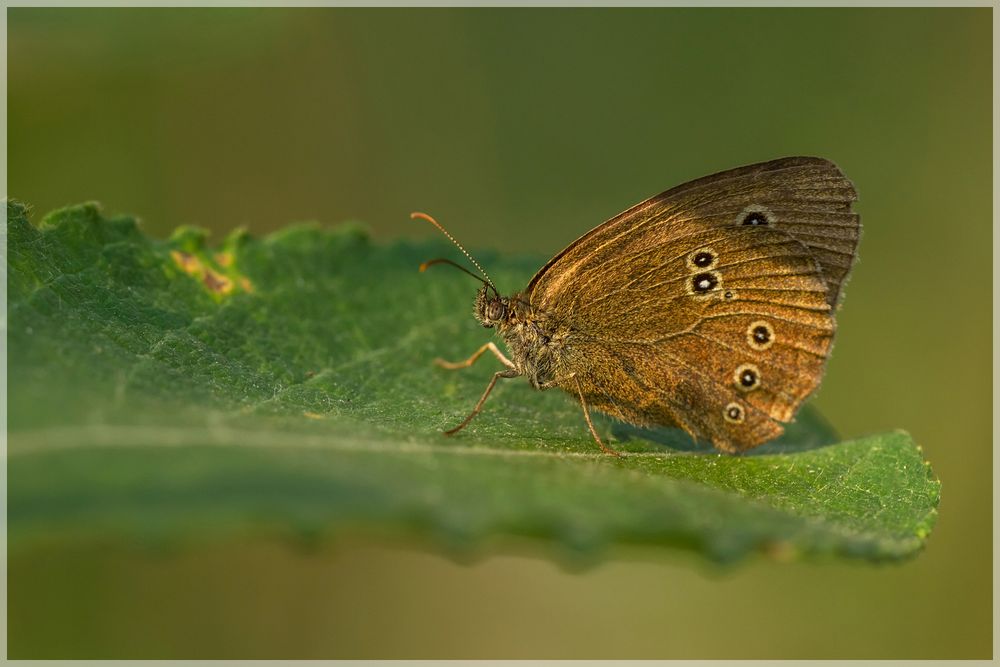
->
<box><xmin>558</xmin><ymin>225</ymin><xmax>834</xmax><ymax>450</ymax></box>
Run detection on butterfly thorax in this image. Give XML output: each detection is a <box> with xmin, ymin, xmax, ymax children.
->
<box><xmin>474</xmin><ymin>286</ymin><xmax>565</xmax><ymax>389</ymax></box>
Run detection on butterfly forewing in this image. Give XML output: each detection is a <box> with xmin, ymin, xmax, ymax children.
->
<box><xmin>528</xmin><ymin>157</ymin><xmax>859</xmax><ymax>310</ymax></box>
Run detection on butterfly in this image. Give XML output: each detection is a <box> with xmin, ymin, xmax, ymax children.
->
<box><xmin>414</xmin><ymin>156</ymin><xmax>860</xmax><ymax>456</ymax></box>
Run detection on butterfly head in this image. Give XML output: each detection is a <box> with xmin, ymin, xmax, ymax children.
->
<box><xmin>474</xmin><ymin>286</ymin><xmax>509</xmax><ymax>328</ymax></box>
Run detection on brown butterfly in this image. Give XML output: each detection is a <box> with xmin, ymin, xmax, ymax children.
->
<box><xmin>414</xmin><ymin>156</ymin><xmax>860</xmax><ymax>456</ymax></box>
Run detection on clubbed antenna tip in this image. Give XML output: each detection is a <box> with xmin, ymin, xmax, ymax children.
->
<box><xmin>410</xmin><ymin>211</ymin><xmax>497</xmax><ymax>294</ymax></box>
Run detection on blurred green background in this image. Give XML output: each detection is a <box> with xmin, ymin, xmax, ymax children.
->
<box><xmin>8</xmin><ymin>7</ymin><xmax>991</xmax><ymax>659</ymax></box>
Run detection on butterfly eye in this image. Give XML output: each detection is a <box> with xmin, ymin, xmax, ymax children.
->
<box><xmin>723</xmin><ymin>402</ymin><xmax>745</xmax><ymax>424</ymax></box>
<box><xmin>486</xmin><ymin>300</ymin><xmax>506</xmax><ymax>322</ymax></box>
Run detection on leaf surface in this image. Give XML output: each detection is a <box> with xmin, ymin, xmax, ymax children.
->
<box><xmin>7</xmin><ymin>201</ymin><xmax>940</xmax><ymax>563</ymax></box>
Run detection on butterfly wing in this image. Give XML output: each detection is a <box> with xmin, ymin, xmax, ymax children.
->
<box><xmin>528</xmin><ymin>156</ymin><xmax>859</xmax><ymax>310</ymax></box>
<box><xmin>550</xmin><ymin>226</ymin><xmax>834</xmax><ymax>451</ymax></box>
<box><xmin>525</xmin><ymin>157</ymin><xmax>856</xmax><ymax>451</ymax></box>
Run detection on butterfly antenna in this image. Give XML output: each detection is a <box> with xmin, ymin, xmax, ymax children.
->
<box><xmin>419</xmin><ymin>258</ymin><xmax>489</xmax><ymax>286</ymax></box>
<box><xmin>411</xmin><ymin>212</ymin><xmax>498</xmax><ymax>295</ymax></box>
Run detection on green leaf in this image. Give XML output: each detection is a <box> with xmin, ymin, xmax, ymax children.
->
<box><xmin>7</xmin><ymin>201</ymin><xmax>940</xmax><ymax>564</ymax></box>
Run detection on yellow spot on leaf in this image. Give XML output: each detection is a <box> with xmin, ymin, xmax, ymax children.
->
<box><xmin>171</xmin><ymin>247</ymin><xmax>251</xmax><ymax>299</ymax></box>
<box><xmin>303</xmin><ymin>411</ymin><xmax>324</xmax><ymax>420</ymax></box>
<box><xmin>202</xmin><ymin>269</ymin><xmax>233</xmax><ymax>295</ymax></box>
<box><xmin>171</xmin><ymin>250</ymin><xmax>202</xmax><ymax>275</ymax></box>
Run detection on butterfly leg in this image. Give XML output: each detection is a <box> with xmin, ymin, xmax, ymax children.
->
<box><xmin>444</xmin><ymin>368</ymin><xmax>519</xmax><ymax>435</ymax></box>
<box><xmin>573</xmin><ymin>376</ymin><xmax>624</xmax><ymax>458</ymax></box>
<box><xmin>434</xmin><ymin>341</ymin><xmax>515</xmax><ymax>371</ymax></box>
